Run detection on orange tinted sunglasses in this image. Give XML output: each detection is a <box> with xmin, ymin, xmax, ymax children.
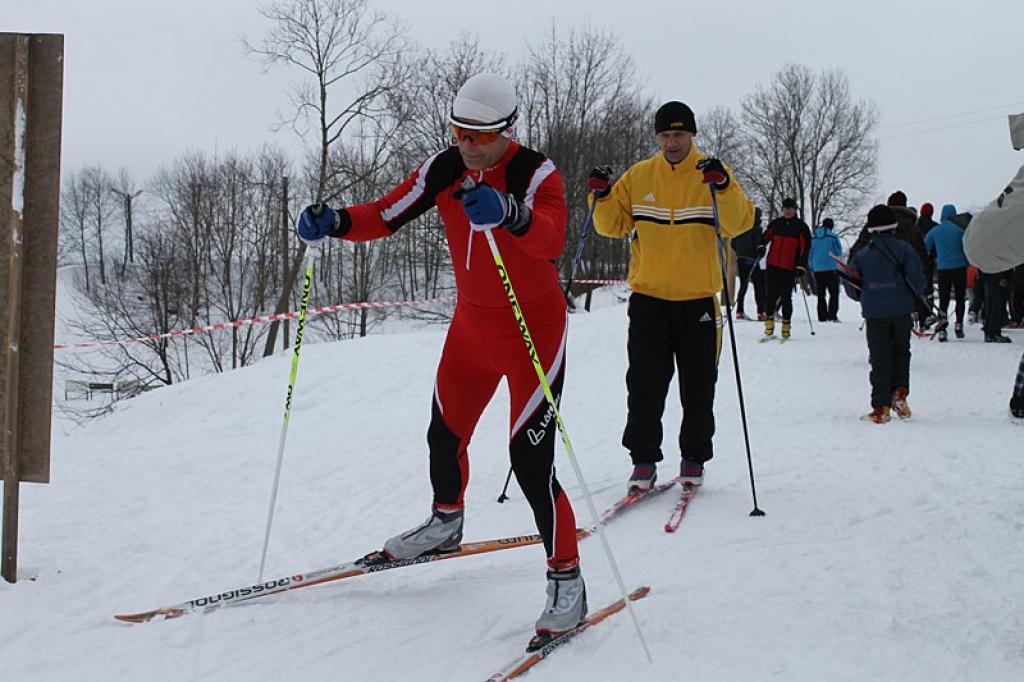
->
<box><xmin>451</xmin><ymin>124</ymin><xmax>504</xmax><ymax>145</ymax></box>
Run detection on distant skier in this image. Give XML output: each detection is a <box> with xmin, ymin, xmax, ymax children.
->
<box><xmin>924</xmin><ymin>204</ymin><xmax>970</xmax><ymax>341</ymax></box>
<box><xmin>809</xmin><ymin>217</ymin><xmax>843</xmax><ymax>322</ymax></box>
<box><xmin>760</xmin><ymin>197</ymin><xmax>811</xmax><ymax>339</ymax></box>
<box><xmin>964</xmin><ymin>112</ymin><xmax>1024</xmax><ymax>416</ymax></box>
<box><xmin>296</xmin><ymin>73</ymin><xmax>587</xmax><ymax>641</ymax></box>
<box><xmin>731</xmin><ymin>207</ymin><xmax>766</xmax><ymax>320</ymax></box>
<box><xmin>589</xmin><ymin>100</ymin><xmax>755</xmax><ymax>494</ymax></box>
<box><xmin>841</xmin><ymin>205</ymin><xmax>926</xmax><ymax>423</ymax></box>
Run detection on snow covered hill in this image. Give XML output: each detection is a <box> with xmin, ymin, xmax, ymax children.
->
<box><xmin>3</xmin><ymin>294</ymin><xmax>1023</xmax><ymax>681</ymax></box>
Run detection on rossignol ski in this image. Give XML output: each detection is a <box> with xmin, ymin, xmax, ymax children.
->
<box><xmin>599</xmin><ymin>480</ymin><xmax>677</xmax><ymax>525</ymax></box>
<box><xmin>483</xmin><ymin>587</ymin><xmax>652</xmax><ymax>681</ymax></box>
<box><xmin>117</xmin><ymin>475</ymin><xmax>675</xmax><ymax>624</ymax></box>
<box><xmin>115</xmin><ymin>532</ymin><xmax>576</xmax><ymax>623</ymax></box>
<box><xmin>664</xmin><ymin>483</ymin><xmax>700</xmax><ymax>533</ymax></box>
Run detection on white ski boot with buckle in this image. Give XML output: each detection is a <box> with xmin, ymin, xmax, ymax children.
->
<box><xmin>383</xmin><ymin>505</ymin><xmax>464</xmax><ymax>560</ymax></box>
<box><xmin>530</xmin><ymin>566</ymin><xmax>587</xmax><ymax>649</ymax></box>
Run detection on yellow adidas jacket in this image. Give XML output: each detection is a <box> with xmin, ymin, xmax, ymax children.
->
<box><xmin>592</xmin><ymin>145</ymin><xmax>755</xmax><ymax>301</ymax></box>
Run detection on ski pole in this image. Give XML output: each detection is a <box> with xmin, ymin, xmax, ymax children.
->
<box><xmin>563</xmin><ymin>192</ymin><xmax>599</xmax><ymax>299</ymax></box>
<box><xmin>709</xmin><ymin>188</ymin><xmax>766</xmax><ymax>518</ymax></box>
<box><xmin>258</xmin><ymin>236</ymin><xmax>318</xmax><ymax>582</ymax></box>
<box><xmin>800</xmin><ymin>277</ymin><xmax>816</xmax><ymax>335</ymax></box>
<box><xmin>871</xmin><ymin>237</ymin><xmax>949</xmax><ymax>337</ymax></box>
<box><xmin>463</xmin><ymin>179</ymin><xmax>653</xmax><ymax>663</ymax></box>
<box><xmin>497</xmin><ymin>193</ymin><xmax>597</xmax><ymax>504</ymax></box>
<box><xmin>736</xmin><ymin>258</ymin><xmax>759</xmax><ymax>317</ymax></box>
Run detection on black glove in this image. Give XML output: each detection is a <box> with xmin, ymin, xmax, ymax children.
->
<box><xmin>756</xmin><ymin>244</ymin><xmax>767</xmax><ymax>257</ymax></box>
<box><xmin>696</xmin><ymin>158</ymin><xmax>730</xmax><ymax>191</ymax></box>
<box><xmin>587</xmin><ymin>165</ymin><xmax>613</xmax><ymax>198</ymax></box>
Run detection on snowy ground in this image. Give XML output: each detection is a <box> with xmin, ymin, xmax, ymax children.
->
<box><xmin>3</xmin><ymin>288</ymin><xmax>1024</xmax><ymax>682</ymax></box>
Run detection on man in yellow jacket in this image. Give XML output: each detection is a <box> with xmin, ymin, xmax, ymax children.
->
<box><xmin>589</xmin><ymin>100</ymin><xmax>755</xmax><ymax>493</ymax></box>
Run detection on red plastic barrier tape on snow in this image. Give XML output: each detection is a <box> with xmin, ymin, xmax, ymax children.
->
<box><xmin>53</xmin><ymin>295</ymin><xmax>457</xmax><ymax>350</ymax></box>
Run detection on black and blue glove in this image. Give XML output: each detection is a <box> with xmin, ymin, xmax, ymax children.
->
<box><xmin>696</xmin><ymin>158</ymin><xmax>730</xmax><ymax>192</ymax></box>
<box><xmin>297</xmin><ymin>203</ymin><xmax>350</xmax><ymax>247</ymax></box>
<box><xmin>587</xmin><ymin>165</ymin><xmax>613</xmax><ymax>198</ymax></box>
<box><xmin>459</xmin><ymin>182</ymin><xmax>531</xmax><ymax>236</ymax></box>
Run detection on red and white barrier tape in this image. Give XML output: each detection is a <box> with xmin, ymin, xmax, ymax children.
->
<box><xmin>53</xmin><ymin>295</ymin><xmax>457</xmax><ymax>350</ymax></box>
<box><xmin>52</xmin><ymin>280</ymin><xmax>628</xmax><ymax>351</ymax></box>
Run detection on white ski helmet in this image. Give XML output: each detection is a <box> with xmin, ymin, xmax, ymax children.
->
<box><xmin>449</xmin><ymin>73</ymin><xmax>518</xmax><ymax>131</ymax></box>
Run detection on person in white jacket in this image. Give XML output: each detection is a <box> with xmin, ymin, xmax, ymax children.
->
<box><xmin>963</xmin><ymin>113</ymin><xmax>1024</xmax><ymax>417</ymax></box>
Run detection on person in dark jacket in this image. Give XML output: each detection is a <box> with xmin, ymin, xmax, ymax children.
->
<box><xmin>917</xmin><ymin>202</ymin><xmax>938</xmax><ymax>236</ymax></box>
<box><xmin>850</xmin><ymin>191</ymin><xmax>930</xmax><ymax>329</ymax></box>
<box><xmin>842</xmin><ymin>205</ymin><xmax>926</xmax><ymax>424</ymax></box>
<box><xmin>731</xmin><ymin>207</ymin><xmax>765</xmax><ymax>320</ymax></box>
<box><xmin>809</xmin><ymin>218</ymin><xmax>843</xmax><ymax>322</ymax></box>
<box><xmin>760</xmin><ymin>197</ymin><xmax>812</xmax><ymax>338</ymax></box>
<box><xmin>916</xmin><ymin>202</ymin><xmax>938</xmax><ymax>317</ymax></box>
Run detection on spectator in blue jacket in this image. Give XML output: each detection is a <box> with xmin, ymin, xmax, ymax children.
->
<box><xmin>924</xmin><ymin>203</ymin><xmax>970</xmax><ymax>340</ymax></box>
<box><xmin>810</xmin><ymin>218</ymin><xmax>844</xmax><ymax>322</ymax></box>
<box><xmin>843</xmin><ymin>205</ymin><xmax>926</xmax><ymax>424</ymax></box>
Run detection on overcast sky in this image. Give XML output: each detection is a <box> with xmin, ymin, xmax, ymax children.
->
<box><xmin>7</xmin><ymin>0</ymin><xmax>1024</xmax><ymax>215</ymax></box>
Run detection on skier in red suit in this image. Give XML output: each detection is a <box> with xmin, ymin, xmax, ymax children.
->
<box><xmin>298</xmin><ymin>73</ymin><xmax>586</xmax><ymax>639</ymax></box>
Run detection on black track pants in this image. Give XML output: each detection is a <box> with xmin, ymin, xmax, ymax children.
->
<box><xmin>814</xmin><ymin>270</ymin><xmax>840</xmax><ymax>321</ymax></box>
<box><xmin>865</xmin><ymin>315</ymin><xmax>912</xmax><ymax>408</ymax></box>
<box><xmin>764</xmin><ymin>266</ymin><xmax>796</xmax><ymax>320</ymax></box>
<box><xmin>623</xmin><ymin>293</ymin><xmax>722</xmax><ymax>465</ymax></box>
<box><xmin>936</xmin><ymin>267</ymin><xmax>967</xmax><ymax>325</ymax></box>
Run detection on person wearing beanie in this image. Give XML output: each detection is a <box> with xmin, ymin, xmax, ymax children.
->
<box><xmin>841</xmin><ymin>205</ymin><xmax>926</xmax><ymax>423</ymax></box>
<box><xmin>851</xmin><ymin>191</ymin><xmax>930</xmax><ymax>329</ymax></box>
<box><xmin>917</xmin><ymin>202</ymin><xmax>938</xmax><ymax>237</ymax></box>
<box><xmin>589</xmin><ymin>100</ymin><xmax>755</xmax><ymax>493</ymax></box>
<box><xmin>296</xmin><ymin>72</ymin><xmax>589</xmax><ymax>641</ymax></box>
<box><xmin>964</xmin><ymin>113</ymin><xmax>1024</xmax><ymax>416</ymax></box>
<box><xmin>923</xmin><ymin>204</ymin><xmax>970</xmax><ymax>340</ymax></box>
<box><xmin>809</xmin><ymin>217</ymin><xmax>844</xmax><ymax>322</ymax></box>
<box><xmin>759</xmin><ymin>197</ymin><xmax>812</xmax><ymax>339</ymax></box>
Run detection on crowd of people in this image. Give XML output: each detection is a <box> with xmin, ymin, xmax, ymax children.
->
<box><xmin>727</xmin><ymin>141</ymin><xmax>1024</xmax><ymax>422</ymax></box>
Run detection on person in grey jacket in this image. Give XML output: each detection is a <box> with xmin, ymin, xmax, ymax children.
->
<box><xmin>962</xmin><ymin>113</ymin><xmax>1024</xmax><ymax>417</ymax></box>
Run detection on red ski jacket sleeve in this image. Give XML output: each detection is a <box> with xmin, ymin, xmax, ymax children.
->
<box><xmin>339</xmin><ymin>142</ymin><xmax>566</xmax><ymax>308</ymax></box>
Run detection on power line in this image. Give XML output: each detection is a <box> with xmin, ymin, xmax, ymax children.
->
<box><xmin>877</xmin><ymin>114</ymin><xmax>1008</xmax><ymax>141</ymax></box>
<box><xmin>879</xmin><ymin>101</ymin><xmax>1024</xmax><ymax>130</ymax></box>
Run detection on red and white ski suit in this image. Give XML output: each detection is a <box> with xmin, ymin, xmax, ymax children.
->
<box><xmin>341</xmin><ymin>141</ymin><xmax>578</xmax><ymax>570</ymax></box>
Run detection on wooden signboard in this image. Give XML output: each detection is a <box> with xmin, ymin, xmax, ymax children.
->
<box><xmin>0</xmin><ymin>32</ymin><xmax>63</xmax><ymax>583</ymax></box>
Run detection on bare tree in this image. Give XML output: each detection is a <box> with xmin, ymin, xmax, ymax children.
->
<box><xmin>740</xmin><ymin>64</ymin><xmax>878</xmax><ymax>226</ymax></box>
<box><xmin>59</xmin><ymin>169</ymin><xmax>92</xmax><ymax>283</ymax></box>
<box><xmin>246</xmin><ymin>0</ymin><xmax>410</xmax><ymax>355</ymax></box>
<box><xmin>517</xmin><ymin>22</ymin><xmax>654</xmax><ymax>287</ymax></box>
<box><xmin>84</xmin><ymin>166</ymin><xmax>116</xmax><ymax>286</ymax></box>
<box><xmin>699</xmin><ymin>105</ymin><xmax>744</xmax><ymax>162</ymax></box>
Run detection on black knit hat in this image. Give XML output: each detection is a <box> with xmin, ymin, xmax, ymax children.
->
<box><xmin>782</xmin><ymin>197</ymin><xmax>797</xmax><ymax>209</ymax></box>
<box><xmin>822</xmin><ymin>218</ymin><xmax>834</xmax><ymax>228</ymax></box>
<box><xmin>887</xmin><ymin>191</ymin><xmax>908</xmax><ymax>207</ymax></box>
<box><xmin>655</xmin><ymin>101</ymin><xmax>697</xmax><ymax>134</ymax></box>
<box><xmin>866</xmin><ymin>204</ymin><xmax>898</xmax><ymax>232</ymax></box>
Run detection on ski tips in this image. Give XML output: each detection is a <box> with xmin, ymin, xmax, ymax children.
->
<box><xmin>114</xmin><ymin>607</ymin><xmax>185</xmax><ymax>624</ymax></box>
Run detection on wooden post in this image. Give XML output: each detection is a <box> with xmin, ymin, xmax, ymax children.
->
<box><xmin>1</xmin><ymin>33</ymin><xmax>63</xmax><ymax>583</ymax></box>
